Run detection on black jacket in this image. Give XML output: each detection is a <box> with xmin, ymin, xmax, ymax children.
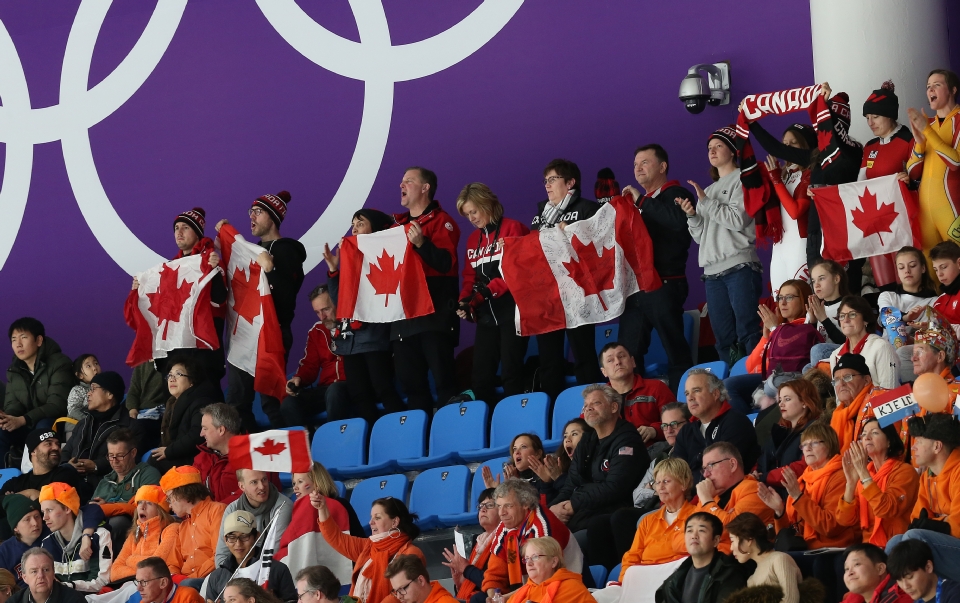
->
<box><xmin>207</xmin><ymin>553</ymin><xmax>297</xmax><ymax>603</ymax></box>
<box><xmin>327</xmin><ymin>273</ymin><xmax>391</xmax><ymax>355</ymax></box>
<box><xmin>4</xmin><ymin>336</ymin><xmax>74</xmax><ymax>429</ymax></box>
<box><xmin>656</xmin><ymin>553</ymin><xmax>749</xmax><ymax>603</ymax></box>
<box><xmin>530</xmin><ymin>191</ymin><xmax>599</xmax><ymax>231</ymax></box>
<box><xmin>10</xmin><ymin>582</ymin><xmax>88</xmax><ymax>603</ymax></box>
<box><xmin>636</xmin><ymin>183</ymin><xmax>696</xmax><ymax>278</ymax></box>
<box><xmin>261</xmin><ymin>238</ymin><xmax>307</xmax><ymax>330</ymax></box>
<box><xmin>61</xmin><ymin>404</ymin><xmax>142</xmax><ymax>483</ymax></box>
<box><xmin>159</xmin><ymin>381</ymin><xmax>215</xmax><ymax>465</ymax></box>
<box><xmin>756</xmin><ymin>421</ymin><xmax>811</xmax><ymax>494</ymax></box>
<box><xmin>672</xmin><ymin>405</ymin><xmax>760</xmax><ymax>480</ymax></box>
<box><xmin>551</xmin><ymin>418</ymin><xmax>649</xmax><ymax>531</ymax></box>
<box><xmin>0</xmin><ymin>465</ymin><xmax>86</xmax><ymax>539</ymax></box>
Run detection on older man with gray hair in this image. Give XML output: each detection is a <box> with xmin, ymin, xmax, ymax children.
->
<box><xmin>549</xmin><ymin>384</ymin><xmax>649</xmax><ymax>571</ymax></box>
<box><xmin>10</xmin><ymin>548</ymin><xmax>86</xmax><ymax>603</ymax></box>
<box><xmin>672</xmin><ymin>369</ymin><xmax>759</xmax><ymax>481</ymax></box>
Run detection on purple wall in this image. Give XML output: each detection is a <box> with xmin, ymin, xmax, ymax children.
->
<box><xmin>0</xmin><ymin>0</ymin><xmax>848</xmax><ymax>380</ymax></box>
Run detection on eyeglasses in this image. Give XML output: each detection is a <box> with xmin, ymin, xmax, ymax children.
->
<box><xmin>297</xmin><ymin>591</ymin><xmax>318</xmax><ymax>602</ymax></box>
<box><xmin>134</xmin><ymin>577</ymin><xmax>164</xmax><ymax>589</ymax></box>
<box><xmin>702</xmin><ymin>458</ymin><xmax>733</xmax><ymax>474</ymax></box>
<box><xmin>523</xmin><ymin>554</ymin><xmax>551</xmax><ymax>564</ymax></box>
<box><xmin>833</xmin><ymin>374</ymin><xmax>863</xmax><ymax>386</ymax></box>
<box><xmin>800</xmin><ymin>440</ymin><xmax>825</xmax><ymax>451</ymax></box>
<box><xmin>543</xmin><ymin>176</ymin><xmax>565</xmax><ymax>186</ymax></box>
<box><xmin>248</xmin><ymin>207</ymin><xmax>265</xmax><ymax>217</ymax></box>
<box><xmin>652</xmin><ymin>478</ymin><xmax>676</xmax><ymax>488</ymax></box>
<box><xmin>391</xmin><ymin>580</ymin><xmax>416</xmax><ymax>597</ymax></box>
<box><xmin>107</xmin><ymin>450</ymin><xmax>132</xmax><ymax>461</ymax></box>
<box><xmin>165</xmin><ymin>371</ymin><xmax>190</xmax><ymax>381</ymax></box>
<box><xmin>837</xmin><ymin>311</ymin><xmax>860</xmax><ymax>322</ymax></box>
<box><xmin>478</xmin><ymin>502</ymin><xmax>497</xmax><ymax>510</ymax></box>
<box><xmin>89</xmin><ymin>384</ymin><xmax>103</xmax><ymax>392</ymax></box>
<box><xmin>660</xmin><ymin>420</ymin><xmax>687</xmax><ymax>431</ymax></box>
<box><xmin>775</xmin><ymin>294</ymin><xmax>799</xmax><ymax>303</ymax></box>
<box><xmin>225</xmin><ymin>533</ymin><xmax>255</xmax><ymax>544</ymax></box>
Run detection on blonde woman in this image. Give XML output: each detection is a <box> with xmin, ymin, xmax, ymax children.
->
<box><xmin>508</xmin><ymin>538</ymin><xmax>594</xmax><ymax>603</ymax></box>
<box><xmin>111</xmin><ymin>485</ymin><xmax>180</xmax><ymax>582</ymax></box>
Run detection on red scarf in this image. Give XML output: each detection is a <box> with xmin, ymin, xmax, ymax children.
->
<box><xmin>839</xmin><ymin>334</ymin><xmax>869</xmax><ymax>356</ymax></box>
<box><xmin>858</xmin><ymin>458</ymin><xmax>899</xmax><ymax>546</ymax></box>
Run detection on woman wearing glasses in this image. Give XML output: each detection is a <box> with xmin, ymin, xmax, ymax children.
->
<box><xmin>149</xmin><ymin>354</ymin><xmax>213</xmax><ymax>473</ymax></box>
<box><xmin>757</xmin><ymin>421</ymin><xmax>859</xmax><ymax>550</ymax></box>
<box><xmin>836</xmin><ymin>418</ymin><xmax>919</xmax><ymax>548</ymax></box>
<box><xmin>827</xmin><ymin>296</ymin><xmax>900</xmax><ymax>390</ymax></box>
<box><xmin>111</xmin><ymin>485</ymin><xmax>180</xmax><ymax>582</ymax></box>
<box><xmin>507</xmin><ymin>538</ymin><xmax>593</xmax><ymax>603</ymax></box>
<box><xmin>441</xmin><ymin>488</ymin><xmax>499</xmax><ymax>603</ymax></box>
<box><xmin>755</xmin><ymin>380</ymin><xmax>823</xmax><ymax>498</ymax></box>
<box><xmin>311</xmin><ymin>493</ymin><xmax>424</xmax><ymax>603</ymax></box>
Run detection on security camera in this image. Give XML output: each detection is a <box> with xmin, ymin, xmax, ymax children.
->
<box><xmin>679</xmin><ymin>62</ymin><xmax>730</xmax><ymax>114</ymax></box>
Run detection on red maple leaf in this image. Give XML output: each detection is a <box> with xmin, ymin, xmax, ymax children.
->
<box><xmin>851</xmin><ymin>187</ymin><xmax>898</xmax><ymax>246</ymax></box>
<box><xmin>561</xmin><ymin>235</ymin><xmax>616</xmax><ymax>310</ymax></box>
<box><xmin>366</xmin><ymin>250</ymin><xmax>402</xmax><ymax>307</ymax></box>
<box><xmin>146</xmin><ymin>264</ymin><xmax>193</xmax><ymax>340</ymax></box>
<box><xmin>231</xmin><ymin>262</ymin><xmax>263</xmax><ymax>334</ymax></box>
<box><xmin>254</xmin><ymin>438</ymin><xmax>287</xmax><ymax>459</ymax></box>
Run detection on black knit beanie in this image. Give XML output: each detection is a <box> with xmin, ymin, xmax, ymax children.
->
<box><xmin>862</xmin><ymin>80</ymin><xmax>899</xmax><ymax>120</ymax></box>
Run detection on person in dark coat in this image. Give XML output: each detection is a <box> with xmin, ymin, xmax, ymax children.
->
<box><xmin>754</xmin><ymin>379</ymin><xmax>822</xmax><ymax>498</ymax></box>
<box><xmin>149</xmin><ymin>355</ymin><xmax>214</xmax><ymax>473</ymax></box>
<box><xmin>205</xmin><ymin>511</ymin><xmax>296</xmax><ymax>603</ymax></box>
<box><xmin>9</xmin><ymin>548</ymin><xmax>87</xmax><ymax>603</ymax></box>
<box><xmin>656</xmin><ymin>512</ymin><xmax>748</xmax><ymax>603</ymax></box>
<box><xmin>550</xmin><ymin>384</ymin><xmax>649</xmax><ymax>569</ymax></box>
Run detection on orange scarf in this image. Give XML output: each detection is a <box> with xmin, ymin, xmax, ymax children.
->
<box><xmin>857</xmin><ymin>458</ymin><xmax>898</xmax><ymax>546</ymax></box>
<box><xmin>456</xmin><ymin>534</ymin><xmax>493</xmax><ymax>600</ymax></box>
<box><xmin>832</xmin><ymin>386</ymin><xmax>871</xmax><ymax>453</ymax></box>
<box><xmin>356</xmin><ymin>531</ymin><xmax>411</xmax><ymax>603</ymax></box>
<box><xmin>787</xmin><ymin>455</ymin><xmax>842</xmax><ymax>541</ymax></box>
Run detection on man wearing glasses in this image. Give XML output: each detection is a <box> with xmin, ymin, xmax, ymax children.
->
<box><xmin>133</xmin><ymin>556</ymin><xmax>204</xmax><ymax>603</ymax></box>
<box><xmin>89</xmin><ymin>428</ymin><xmax>160</xmax><ymax>545</ymax></box>
<box><xmin>62</xmin><ymin>372</ymin><xmax>142</xmax><ymax>492</ymax></box>
<box><xmin>829</xmin><ymin>353</ymin><xmax>886</xmax><ymax>454</ymax></box>
<box><xmin>205</xmin><ymin>510</ymin><xmax>296</xmax><ymax>603</ymax></box>
<box><xmin>695</xmin><ymin>441</ymin><xmax>776</xmax><ymax>543</ymax></box>
<box><xmin>385</xmin><ymin>555</ymin><xmax>458</xmax><ymax>603</ymax></box>
<box><xmin>294</xmin><ymin>566</ymin><xmax>344</xmax><ymax>603</ymax></box>
<box><xmin>216</xmin><ymin>192</ymin><xmax>306</xmax><ymax>432</ymax></box>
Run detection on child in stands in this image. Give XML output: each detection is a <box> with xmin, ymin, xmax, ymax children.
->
<box><xmin>66</xmin><ymin>354</ymin><xmax>100</xmax><ymax>420</ymax></box>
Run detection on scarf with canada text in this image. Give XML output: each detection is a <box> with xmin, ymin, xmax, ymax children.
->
<box><xmin>787</xmin><ymin>454</ymin><xmax>843</xmax><ymax>542</ymax></box>
<box><xmin>734</xmin><ymin>84</ymin><xmax>828</xmax><ymax>246</ymax></box>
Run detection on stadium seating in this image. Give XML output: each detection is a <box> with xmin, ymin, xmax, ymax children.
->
<box><xmin>397</xmin><ymin>402</ymin><xmax>489</xmax><ymax>471</ymax></box>
<box><xmin>609</xmin><ymin>564</ymin><xmax>622</xmax><ymax>586</ymax></box>
<box><xmin>409</xmin><ymin>465</ymin><xmax>471</xmax><ymax>530</ymax></box>
<box><xmin>543</xmin><ymin>385</ymin><xmax>588</xmax><ymax>451</ymax></box>
<box><xmin>676</xmin><ymin>360</ymin><xmax>731</xmax><ymax>399</ymax></box>
<box><xmin>349</xmin><ymin>474</ymin><xmax>410</xmax><ymax>535</ymax></box>
<box><xmin>729</xmin><ymin>356</ymin><xmax>749</xmax><ymax>377</ymax></box>
<box><xmin>0</xmin><ymin>468</ymin><xmax>21</xmax><ymax>489</ymax></box>
<box><xmin>595</xmin><ymin>323</ymin><xmax>619</xmax><ymax>355</ymax></box>
<box><xmin>590</xmin><ymin>566</ymin><xmax>609</xmax><ymax>589</ymax></box>
<box><xmin>311</xmin><ymin>418</ymin><xmax>369</xmax><ymax>479</ymax></box>
<box><xmin>338</xmin><ymin>410</ymin><xmax>429</xmax><ymax>479</ymax></box>
<box><xmin>460</xmin><ymin>393</ymin><xmax>550</xmax><ymax>462</ymax></box>
<box><xmin>334</xmin><ymin>480</ymin><xmax>346</xmax><ymax>498</ymax></box>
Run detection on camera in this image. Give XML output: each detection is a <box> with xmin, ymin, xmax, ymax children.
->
<box><xmin>678</xmin><ymin>62</ymin><xmax>730</xmax><ymax>114</ymax></box>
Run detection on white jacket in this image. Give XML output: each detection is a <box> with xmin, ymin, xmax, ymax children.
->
<box><xmin>828</xmin><ymin>333</ymin><xmax>900</xmax><ymax>390</ymax></box>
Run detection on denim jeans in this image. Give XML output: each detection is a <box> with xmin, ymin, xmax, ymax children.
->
<box><xmin>704</xmin><ymin>266</ymin><xmax>762</xmax><ymax>364</ymax></box>
<box><xmin>724</xmin><ymin>374</ymin><xmax>763</xmax><ymax>415</ymax></box>
<box><xmin>886</xmin><ymin>530</ymin><xmax>960</xmax><ymax>582</ymax></box>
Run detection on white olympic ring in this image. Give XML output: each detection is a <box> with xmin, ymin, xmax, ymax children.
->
<box><xmin>0</xmin><ymin>0</ymin><xmax>523</xmax><ymax>274</ymax></box>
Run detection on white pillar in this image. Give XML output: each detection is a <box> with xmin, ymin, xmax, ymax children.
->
<box><xmin>809</xmin><ymin>0</ymin><xmax>951</xmax><ymax>144</ymax></box>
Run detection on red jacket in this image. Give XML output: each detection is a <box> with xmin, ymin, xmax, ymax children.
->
<box><xmin>460</xmin><ymin>218</ymin><xmax>530</xmax><ymax>300</ymax></box>
<box><xmin>934</xmin><ymin>288</ymin><xmax>960</xmax><ymax>328</ymax></box>
<box><xmin>841</xmin><ymin>573</ymin><xmax>912</xmax><ymax>603</ymax></box>
<box><xmin>614</xmin><ymin>374</ymin><xmax>676</xmax><ymax>441</ymax></box>
<box><xmin>394</xmin><ymin>201</ymin><xmax>460</xmax><ymax>279</ymax></box>
<box><xmin>193</xmin><ymin>445</ymin><xmax>241</xmax><ymax>504</ymax></box>
<box><xmin>293</xmin><ymin>323</ymin><xmax>345</xmax><ymax>386</ymax></box>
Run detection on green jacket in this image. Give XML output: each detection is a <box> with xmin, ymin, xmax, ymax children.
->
<box><xmin>125</xmin><ymin>361</ymin><xmax>168</xmax><ymax>411</ymax></box>
<box><xmin>4</xmin><ymin>336</ymin><xmax>73</xmax><ymax>428</ymax></box>
<box><xmin>91</xmin><ymin>462</ymin><xmax>161</xmax><ymax>503</ymax></box>
<box><xmin>656</xmin><ymin>553</ymin><xmax>748</xmax><ymax>603</ymax></box>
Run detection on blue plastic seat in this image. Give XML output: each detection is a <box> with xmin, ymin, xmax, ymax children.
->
<box><xmin>252</xmin><ymin>393</ymin><xmax>271</xmax><ymax>429</ymax></box>
<box><xmin>676</xmin><ymin>360</ymin><xmax>731</xmax><ymax>399</ymax></box>
<box><xmin>524</xmin><ymin>336</ymin><xmax>539</xmax><ymax>361</ymax></box>
<box><xmin>643</xmin><ymin>312</ymin><xmax>695</xmax><ymax>377</ymax></box>
<box><xmin>349</xmin><ymin>474</ymin><xmax>409</xmax><ymax>535</ymax></box>
<box><xmin>334</xmin><ymin>481</ymin><xmax>346</xmax><ymax>498</ymax></box>
<box><xmin>590</xmin><ymin>566</ymin><xmax>609</xmax><ymax>588</ymax></box>
<box><xmin>609</xmin><ymin>564</ymin><xmax>622</xmax><ymax>585</ymax></box>
<box><xmin>337</xmin><ymin>410</ymin><xmax>428</xmax><ymax>479</ymax></box>
<box><xmin>460</xmin><ymin>393</ymin><xmax>550</xmax><ymax>463</ymax></box>
<box><xmin>311</xmin><ymin>418</ymin><xmax>369</xmax><ymax>479</ymax></box>
<box><xmin>441</xmin><ymin>456</ymin><xmax>510</xmax><ymax>527</ymax></box>
<box><xmin>543</xmin><ymin>385</ymin><xmax>588</xmax><ymax>451</ymax></box>
<box><xmin>408</xmin><ymin>465</ymin><xmax>471</xmax><ymax>530</ymax></box>
<box><xmin>398</xmin><ymin>403</ymin><xmax>489</xmax><ymax>471</ymax></box>
<box><xmin>595</xmin><ymin>323</ymin><xmax>619</xmax><ymax>355</ymax></box>
<box><xmin>729</xmin><ymin>356</ymin><xmax>749</xmax><ymax>377</ymax></box>
<box><xmin>0</xmin><ymin>468</ymin><xmax>22</xmax><ymax>489</ymax></box>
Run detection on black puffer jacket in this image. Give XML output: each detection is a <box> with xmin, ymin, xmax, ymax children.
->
<box><xmin>4</xmin><ymin>336</ymin><xmax>73</xmax><ymax>428</ymax></box>
<box><xmin>61</xmin><ymin>404</ymin><xmax>142</xmax><ymax>485</ymax></box>
<box><xmin>159</xmin><ymin>380</ymin><xmax>215</xmax><ymax>465</ymax></box>
<box><xmin>551</xmin><ymin>418</ymin><xmax>649</xmax><ymax>531</ymax></box>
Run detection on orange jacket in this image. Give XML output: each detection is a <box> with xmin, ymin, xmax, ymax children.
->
<box><xmin>508</xmin><ymin>569</ymin><xmax>594</xmax><ymax>603</ymax></box>
<box><xmin>836</xmin><ymin>460</ymin><xmax>920</xmax><ymax>547</ymax></box>
<box><xmin>912</xmin><ymin>448</ymin><xmax>960</xmax><ymax>538</ymax></box>
<box><xmin>169</xmin><ymin>585</ymin><xmax>205</xmax><ymax>603</ymax></box>
<box><xmin>619</xmin><ymin>500</ymin><xmax>696</xmax><ymax>581</ymax></box>
<box><xmin>777</xmin><ymin>464</ymin><xmax>860</xmax><ymax>548</ymax></box>
<box><xmin>422</xmin><ymin>581</ymin><xmax>459</xmax><ymax>603</ymax></box>
<box><xmin>318</xmin><ymin>516</ymin><xmax>425</xmax><ymax>603</ymax></box>
<box><xmin>699</xmin><ymin>476</ymin><xmax>777</xmax><ymax>553</ymax></box>
<box><xmin>171</xmin><ymin>498</ymin><xmax>226</xmax><ymax>579</ymax></box>
<box><xmin>111</xmin><ymin>517</ymin><xmax>181</xmax><ymax>581</ymax></box>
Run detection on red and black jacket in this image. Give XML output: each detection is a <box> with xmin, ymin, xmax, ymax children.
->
<box><xmin>460</xmin><ymin>217</ymin><xmax>530</xmax><ymax>326</ymax></box>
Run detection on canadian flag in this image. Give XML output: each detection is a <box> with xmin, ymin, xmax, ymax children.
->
<box><xmin>229</xmin><ymin>430</ymin><xmax>312</xmax><ymax>473</ymax></box>
<box><xmin>501</xmin><ymin>197</ymin><xmax>660</xmax><ymax>336</ymax></box>
<box><xmin>216</xmin><ymin>224</ymin><xmax>287</xmax><ymax>401</ymax></box>
<box><xmin>336</xmin><ymin>226</ymin><xmax>434</xmax><ymax>323</ymax></box>
<box><xmin>812</xmin><ymin>174</ymin><xmax>921</xmax><ymax>262</ymax></box>
<box><xmin>124</xmin><ymin>254</ymin><xmax>221</xmax><ymax>367</ymax></box>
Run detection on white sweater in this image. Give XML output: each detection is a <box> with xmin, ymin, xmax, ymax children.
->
<box><xmin>829</xmin><ymin>333</ymin><xmax>900</xmax><ymax>389</ymax></box>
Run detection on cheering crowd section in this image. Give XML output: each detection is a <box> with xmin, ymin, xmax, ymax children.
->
<box><xmin>1</xmin><ymin>69</ymin><xmax>960</xmax><ymax>603</ymax></box>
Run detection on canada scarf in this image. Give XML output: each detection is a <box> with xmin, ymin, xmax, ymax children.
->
<box><xmin>787</xmin><ymin>455</ymin><xmax>843</xmax><ymax>542</ymax></box>
<box><xmin>490</xmin><ymin>505</ymin><xmax>567</xmax><ymax>587</ymax></box>
<box><xmin>456</xmin><ymin>532</ymin><xmax>493</xmax><ymax>600</ymax></box>
<box><xmin>858</xmin><ymin>458</ymin><xmax>898</xmax><ymax>546</ymax></box>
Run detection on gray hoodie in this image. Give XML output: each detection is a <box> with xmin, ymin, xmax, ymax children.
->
<box><xmin>686</xmin><ymin>169</ymin><xmax>759</xmax><ymax>276</ymax></box>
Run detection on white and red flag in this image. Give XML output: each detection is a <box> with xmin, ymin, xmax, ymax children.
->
<box><xmin>336</xmin><ymin>225</ymin><xmax>434</xmax><ymax>323</ymax></box>
<box><xmin>501</xmin><ymin>197</ymin><xmax>660</xmax><ymax>336</ymax></box>
<box><xmin>230</xmin><ymin>430</ymin><xmax>312</xmax><ymax>473</ymax></box>
<box><xmin>216</xmin><ymin>224</ymin><xmax>287</xmax><ymax>401</ymax></box>
<box><xmin>124</xmin><ymin>254</ymin><xmax>221</xmax><ymax>367</ymax></box>
<box><xmin>812</xmin><ymin>174</ymin><xmax>921</xmax><ymax>262</ymax></box>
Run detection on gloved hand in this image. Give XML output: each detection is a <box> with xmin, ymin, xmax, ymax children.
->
<box><xmin>457</xmin><ymin>300</ymin><xmax>476</xmax><ymax>323</ymax></box>
<box><xmin>908</xmin><ymin>509</ymin><xmax>952</xmax><ymax>535</ymax></box>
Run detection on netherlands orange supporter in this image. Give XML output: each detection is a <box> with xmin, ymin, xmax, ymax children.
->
<box><xmin>830</xmin><ymin>353</ymin><xmax>886</xmax><ymax>454</ymax></box>
<box><xmin>111</xmin><ymin>485</ymin><xmax>181</xmax><ymax>581</ymax></box>
<box><xmin>906</xmin><ymin>414</ymin><xmax>960</xmax><ymax>538</ymax></box>
<box><xmin>510</xmin><ymin>538</ymin><xmax>594</xmax><ymax>603</ymax></box>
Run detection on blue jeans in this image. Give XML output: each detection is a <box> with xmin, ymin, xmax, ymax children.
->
<box><xmin>704</xmin><ymin>266</ymin><xmax>762</xmax><ymax>364</ymax></box>
<box><xmin>724</xmin><ymin>374</ymin><xmax>763</xmax><ymax>414</ymax></box>
<box><xmin>886</xmin><ymin>530</ymin><xmax>960</xmax><ymax>582</ymax></box>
